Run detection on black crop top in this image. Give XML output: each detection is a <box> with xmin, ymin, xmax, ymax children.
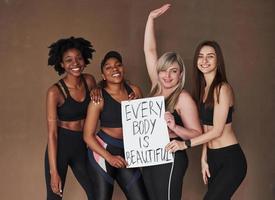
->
<box><xmin>100</xmin><ymin>83</ymin><xmax>133</xmax><ymax>128</ymax></box>
<box><xmin>171</xmin><ymin>110</ymin><xmax>184</xmax><ymax>127</ymax></box>
<box><xmin>199</xmin><ymin>103</ymin><xmax>233</xmax><ymax>126</ymax></box>
<box><xmin>56</xmin><ymin>76</ymin><xmax>90</xmax><ymax>121</ymax></box>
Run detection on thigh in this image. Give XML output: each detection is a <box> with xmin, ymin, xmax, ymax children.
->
<box><xmin>169</xmin><ymin>151</ymin><xmax>188</xmax><ymax>200</ymax></box>
<box><xmin>87</xmin><ymin>162</ymin><xmax>114</xmax><ymax>200</ymax></box>
<box><xmin>143</xmin><ymin>163</ymin><xmax>171</xmax><ymax>200</ymax></box>
<box><xmin>45</xmin><ymin>148</ymin><xmax>68</xmax><ymax>200</ymax></box>
<box><xmin>70</xmin><ymin>146</ymin><xmax>94</xmax><ymax>200</ymax></box>
<box><xmin>116</xmin><ymin>168</ymin><xmax>149</xmax><ymax>200</ymax></box>
<box><xmin>204</xmin><ymin>147</ymin><xmax>247</xmax><ymax>200</ymax></box>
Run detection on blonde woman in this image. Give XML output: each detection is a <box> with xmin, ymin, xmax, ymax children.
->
<box><xmin>142</xmin><ymin>4</ymin><xmax>202</xmax><ymax>200</ymax></box>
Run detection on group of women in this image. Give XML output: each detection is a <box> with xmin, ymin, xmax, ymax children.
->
<box><xmin>44</xmin><ymin>4</ymin><xmax>247</xmax><ymax>200</ymax></box>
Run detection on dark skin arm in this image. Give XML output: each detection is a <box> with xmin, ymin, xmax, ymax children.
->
<box><xmin>83</xmin><ymin>100</ymin><xmax>127</xmax><ymax>168</ymax></box>
<box><xmin>46</xmin><ymin>85</ymin><xmax>63</xmax><ymax>197</ymax></box>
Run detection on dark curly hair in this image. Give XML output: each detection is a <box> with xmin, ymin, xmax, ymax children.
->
<box><xmin>48</xmin><ymin>36</ymin><xmax>95</xmax><ymax>75</ymax></box>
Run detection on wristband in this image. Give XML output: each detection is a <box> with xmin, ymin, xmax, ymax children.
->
<box><xmin>184</xmin><ymin>139</ymin><xmax>191</xmax><ymax>148</ymax></box>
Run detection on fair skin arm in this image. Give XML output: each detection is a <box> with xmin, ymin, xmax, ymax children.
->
<box><xmin>83</xmin><ymin>101</ymin><xmax>127</xmax><ymax>168</ymax></box>
<box><xmin>201</xmin><ymin>144</ymin><xmax>210</xmax><ymax>184</ymax></box>
<box><xmin>144</xmin><ymin>4</ymin><xmax>171</xmax><ymax>87</ymax></box>
<box><xmin>166</xmin><ymin>84</ymin><xmax>233</xmax><ymax>151</ymax></box>
<box><xmin>164</xmin><ymin>91</ymin><xmax>202</xmax><ymax>139</ymax></box>
<box><xmin>46</xmin><ymin>86</ymin><xmax>63</xmax><ymax>197</ymax></box>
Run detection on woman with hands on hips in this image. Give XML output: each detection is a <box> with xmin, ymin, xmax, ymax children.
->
<box><xmin>142</xmin><ymin>4</ymin><xmax>202</xmax><ymax>200</ymax></box>
<box><xmin>83</xmin><ymin>51</ymin><xmax>149</xmax><ymax>200</ymax></box>
<box><xmin>166</xmin><ymin>41</ymin><xmax>247</xmax><ymax>199</ymax></box>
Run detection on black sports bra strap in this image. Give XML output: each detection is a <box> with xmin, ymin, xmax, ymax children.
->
<box><xmin>124</xmin><ymin>83</ymin><xmax>133</xmax><ymax>95</ymax></box>
<box><xmin>59</xmin><ymin>79</ymin><xmax>71</xmax><ymax>97</ymax></box>
<box><xmin>81</xmin><ymin>75</ymin><xmax>90</xmax><ymax>93</ymax></box>
<box><xmin>55</xmin><ymin>83</ymin><xmax>66</xmax><ymax>99</ymax></box>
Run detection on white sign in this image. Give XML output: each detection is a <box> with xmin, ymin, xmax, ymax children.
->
<box><xmin>121</xmin><ymin>96</ymin><xmax>173</xmax><ymax>168</ymax></box>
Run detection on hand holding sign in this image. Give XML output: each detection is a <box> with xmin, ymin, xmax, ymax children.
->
<box><xmin>121</xmin><ymin>96</ymin><xmax>173</xmax><ymax>168</ymax></box>
<box><xmin>164</xmin><ymin>111</ymin><xmax>177</xmax><ymax>131</ymax></box>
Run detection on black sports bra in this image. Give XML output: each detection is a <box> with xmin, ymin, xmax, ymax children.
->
<box><xmin>56</xmin><ymin>76</ymin><xmax>90</xmax><ymax>121</ymax></box>
<box><xmin>100</xmin><ymin>83</ymin><xmax>133</xmax><ymax>128</ymax></box>
<box><xmin>171</xmin><ymin>110</ymin><xmax>184</xmax><ymax>127</ymax></box>
<box><xmin>199</xmin><ymin>103</ymin><xmax>233</xmax><ymax>126</ymax></box>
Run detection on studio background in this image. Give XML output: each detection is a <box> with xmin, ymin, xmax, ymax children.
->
<box><xmin>0</xmin><ymin>0</ymin><xmax>274</xmax><ymax>199</ymax></box>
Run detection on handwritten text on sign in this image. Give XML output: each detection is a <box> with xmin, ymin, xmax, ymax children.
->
<box><xmin>121</xmin><ymin>96</ymin><xmax>173</xmax><ymax>168</ymax></box>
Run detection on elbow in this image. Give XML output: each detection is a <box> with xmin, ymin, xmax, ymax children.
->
<box><xmin>144</xmin><ymin>46</ymin><xmax>156</xmax><ymax>54</ymax></box>
<box><xmin>48</xmin><ymin>131</ymin><xmax>57</xmax><ymax>142</ymax></box>
<box><xmin>83</xmin><ymin>133</ymin><xmax>89</xmax><ymax>144</ymax></box>
<box><xmin>196</xmin><ymin>127</ymin><xmax>203</xmax><ymax>136</ymax></box>
<box><xmin>211</xmin><ymin>129</ymin><xmax>223</xmax><ymax>139</ymax></box>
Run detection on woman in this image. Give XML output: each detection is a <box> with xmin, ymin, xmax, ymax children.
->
<box><xmin>45</xmin><ymin>37</ymin><xmax>96</xmax><ymax>199</ymax></box>
<box><xmin>166</xmin><ymin>41</ymin><xmax>247</xmax><ymax>199</ymax></box>
<box><xmin>142</xmin><ymin>4</ymin><xmax>202</xmax><ymax>200</ymax></box>
<box><xmin>83</xmin><ymin>51</ymin><xmax>149</xmax><ymax>200</ymax></box>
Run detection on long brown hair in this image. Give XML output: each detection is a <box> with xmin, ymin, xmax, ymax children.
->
<box><xmin>192</xmin><ymin>41</ymin><xmax>228</xmax><ymax>108</ymax></box>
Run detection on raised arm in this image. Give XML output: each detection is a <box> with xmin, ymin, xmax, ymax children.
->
<box><xmin>83</xmin><ymin>101</ymin><xmax>127</xmax><ymax>168</ymax></box>
<box><xmin>144</xmin><ymin>4</ymin><xmax>171</xmax><ymax>87</ymax></box>
<box><xmin>46</xmin><ymin>86</ymin><xmax>63</xmax><ymax>197</ymax></box>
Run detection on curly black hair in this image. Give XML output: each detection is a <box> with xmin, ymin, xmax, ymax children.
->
<box><xmin>48</xmin><ymin>36</ymin><xmax>95</xmax><ymax>75</ymax></box>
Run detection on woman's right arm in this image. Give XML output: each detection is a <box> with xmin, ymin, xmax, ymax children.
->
<box><xmin>83</xmin><ymin>101</ymin><xmax>127</xmax><ymax>168</ymax></box>
<box><xmin>144</xmin><ymin>4</ymin><xmax>171</xmax><ymax>86</ymax></box>
<box><xmin>46</xmin><ymin>86</ymin><xmax>62</xmax><ymax>197</ymax></box>
<box><xmin>201</xmin><ymin>143</ymin><xmax>210</xmax><ymax>184</ymax></box>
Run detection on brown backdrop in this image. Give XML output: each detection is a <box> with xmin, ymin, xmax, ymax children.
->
<box><xmin>0</xmin><ymin>0</ymin><xmax>274</xmax><ymax>199</ymax></box>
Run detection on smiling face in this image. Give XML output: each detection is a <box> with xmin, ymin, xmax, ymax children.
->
<box><xmin>102</xmin><ymin>57</ymin><xmax>124</xmax><ymax>84</ymax></box>
<box><xmin>197</xmin><ymin>45</ymin><xmax>217</xmax><ymax>75</ymax></box>
<box><xmin>61</xmin><ymin>48</ymin><xmax>85</xmax><ymax>76</ymax></box>
<box><xmin>158</xmin><ymin>61</ymin><xmax>182</xmax><ymax>89</ymax></box>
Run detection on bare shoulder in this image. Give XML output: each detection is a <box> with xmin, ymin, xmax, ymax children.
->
<box><xmin>129</xmin><ymin>83</ymin><xmax>143</xmax><ymax>98</ymax></box>
<box><xmin>215</xmin><ymin>83</ymin><xmax>234</xmax><ymax>104</ymax></box>
<box><xmin>83</xmin><ymin>73</ymin><xmax>96</xmax><ymax>89</ymax></box>
<box><xmin>178</xmin><ymin>89</ymin><xmax>194</xmax><ymax>102</ymax></box>
<box><xmin>217</xmin><ymin>83</ymin><xmax>233</xmax><ymax>98</ymax></box>
<box><xmin>46</xmin><ymin>84</ymin><xmax>63</xmax><ymax>104</ymax></box>
<box><xmin>175</xmin><ymin>89</ymin><xmax>196</xmax><ymax>109</ymax></box>
<box><xmin>47</xmin><ymin>84</ymin><xmax>60</xmax><ymax>97</ymax></box>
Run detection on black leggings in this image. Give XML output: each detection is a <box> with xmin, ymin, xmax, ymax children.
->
<box><xmin>87</xmin><ymin>130</ymin><xmax>149</xmax><ymax>200</ymax></box>
<box><xmin>204</xmin><ymin>144</ymin><xmax>247</xmax><ymax>200</ymax></box>
<box><xmin>142</xmin><ymin>150</ymin><xmax>188</xmax><ymax>200</ymax></box>
<box><xmin>44</xmin><ymin>127</ymin><xmax>93</xmax><ymax>200</ymax></box>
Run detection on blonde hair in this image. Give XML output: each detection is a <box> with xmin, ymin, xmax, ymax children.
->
<box><xmin>150</xmin><ymin>52</ymin><xmax>186</xmax><ymax>112</ymax></box>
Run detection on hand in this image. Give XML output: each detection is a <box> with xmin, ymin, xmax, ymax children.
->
<box><xmin>201</xmin><ymin>159</ymin><xmax>211</xmax><ymax>184</ymax></box>
<box><xmin>164</xmin><ymin>112</ymin><xmax>176</xmax><ymax>131</ymax></box>
<box><xmin>165</xmin><ymin>140</ymin><xmax>185</xmax><ymax>153</ymax></box>
<box><xmin>149</xmin><ymin>4</ymin><xmax>171</xmax><ymax>20</ymax></box>
<box><xmin>90</xmin><ymin>87</ymin><xmax>102</xmax><ymax>104</ymax></box>
<box><xmin>107</xmin><ymin>154</ymin><xmax>127</xmax><ymax>168</ymax></box>
<box><xmin>128</xmin><ymin>92</ymin><xmax>137</xmax><ymax>100</ymax></box>
<box><xmin>50</xmin><ymin>172</ymin><xmax>63</xmax><ymax>197</ymax></box>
